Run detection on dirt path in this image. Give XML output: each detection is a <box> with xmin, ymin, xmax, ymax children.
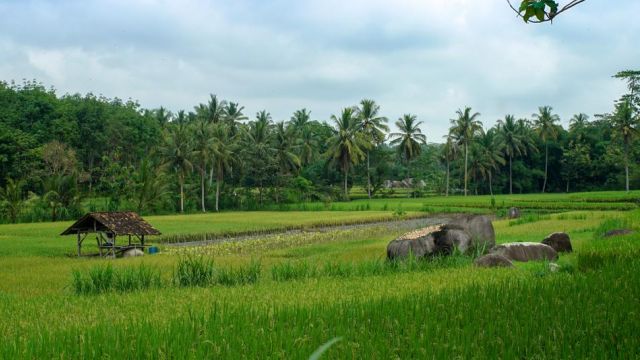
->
<box><xmin>165</xmin><ymin>215</ymin><xmax>452</xmax><ymax>247</ymax></box>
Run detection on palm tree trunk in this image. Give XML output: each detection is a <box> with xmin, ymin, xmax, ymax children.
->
<box><xmin>489</xmin><ymin>172</ymin><xmax>493</xmax><ymax>196</ymax></box>
<box><xmin>344</xmin><ymin>169</ymin><xmax>349</xmax><ymax>201</ymax></box>
<box><xmin>179</xmin><ymin>175</ymin><xmax>184</xmax><ymax>213</ymax></box>
<box><xmin>625</xmin><ymin>160</ymin><xmax>630</xmax><ymax>192</ymax></box>
<box><xmin>445</xmin><ymin>158</ymin><xmax>450</xmax><ymax>197</ymax></box>
<box><xmin>625</xmin><ymin>145</ymin><xmax>630</xmax><ymax>192</ymax></box>
<box><xmin>509</xmin><ymin>155</ymin><xmax>513</xmax><ymax>195</ymax></box>
<box><xmin>542</xmin><ymin>143</ymin><xmax>548</xmax><ymax>193</ymax></box>
<box><xmin>366</xmin><ymin>151</ymin><xmax>371</xmax><ymax>199</ymax></box>
<box><xmin>215</xmin><ymin>176</ymin><xmax>221</xmax><ymax>212</ymax></box>
<box><xmin>626</xmin><ymin>164</ymin><xmax>630</xmax><ymax>192</ymax></box>
<box><xmin>200</xmin><ymin>167</ymin><xmax>206</xmax><ymax>212</ymax></box>
<box><xmin>464</xmin><ymin>144</ymin><xmax>468</xmax><ymax>197</ymax></box>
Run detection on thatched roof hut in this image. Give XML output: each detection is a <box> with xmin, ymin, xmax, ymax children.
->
<box><xmin>61</xmin><ymin>212</ymin><xmax>161</xmax><ymax>257</ymax></box>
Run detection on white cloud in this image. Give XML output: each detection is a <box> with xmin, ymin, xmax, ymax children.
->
<box><xmin>0</xmin><ymin>0</ymin><xmax>638</xmax><ymax>140</ymax></box>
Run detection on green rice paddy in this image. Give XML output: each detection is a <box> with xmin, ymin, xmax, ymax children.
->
<box><xmin>0</xmin><ymin>193</ymin><xmax>638</xmax><ymax>358</ymax></box>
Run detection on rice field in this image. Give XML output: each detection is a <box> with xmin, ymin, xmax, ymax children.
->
<box><xmin>0</xmin><ymin>194</ymin><xmax>639</xmax><ymax>358</ymax></box>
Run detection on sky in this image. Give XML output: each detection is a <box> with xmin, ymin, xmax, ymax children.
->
<box><xmin>0</xmin><ymin>0</ymin><xmax>638</xmax><ymax>141</ymax></box>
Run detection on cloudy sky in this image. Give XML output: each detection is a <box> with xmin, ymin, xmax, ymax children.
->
<box><xmin>1</xmin><ymin>0</ymin><xmax>638</xmax><ymax>141</ymax></box>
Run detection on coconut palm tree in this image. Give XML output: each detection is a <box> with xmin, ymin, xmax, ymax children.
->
<box><xmin>357</xmin><ymin>99</ymin><xmax>389</xmax><ymax>199</ymax></box>
<box><xmin>290</xmin><ymin>108</ymin><xmax>312</xmax><ymax>132</ymax></box>
<box><xmin>390</xmin><ymin>114</ymin><xmax>426</xmax><ymax>176</ymax></box>
<box><xmin>326</xmin><ymin>107</ymin><xmax>369</xmax><ymax>200</ymax></box>
<box><xmin>242</xmin><ymin>111</ymin><xmax>275</xmax><ymax>204</ymax></box>
<box><xmin>298</xmin><ymin>125</ymin><xmax>319</xmax><ymax>166</ymax></box>
<box><xmin>569</xmin><ymin>113</ymin><xmax>590</xmax><ymax>145</ymax></box>
<box><xmin>160</xmin><ymin>111</ymin><xmax>193</xmax><ymax>213</ymax></box>
<box><xmin>224</xmin><ymin>102</ymin><xmax>248</xmax><ymax>135</ymax></box>
<box><xmin>206</xmin><ymin>94</ymin><xmax>227</xmax><ymax>124</ymax></box>
<box><xmin>194</xmin><ymin>95</ymin><xmax>228</xmax><ymax>185</ymax></box>
<box><xmin>449</xmin><ymin>107</ymin><xmax>483</xmax><ymax>196</ymax></box>
<box><xmin>133</xmin><ymin>156</ymin><xmax>170</xmax><ymax>213</ymax></box>
<box><xmin>470</xmin><ymin>130</ymin><xmax>505</xmax><ymax>195</ymax></box>
<box><xmin>192</xmin><ymin>118</ymin><xmax>214</xmax><ymax>212</ymax></box>
<box><xmin>210</xmin><ymin>123</ymin><xmax>238</xmax><ymax>212</ymax></box>
<box><xmin>532</xmin><ymin>106</ymin><xmax>560</xmax><ymax>193</ymax></box>
<box><xmin>610</xmin><ymin>100</ymin><xmax>639</xmax><ymax>192</ymax></box>
<box><xmin>496</xmin><ymin>115</ymin><xmax>529</xmax><ymax>194</ymax></box>
<box><xmin>273</xmin><ymin>122</ymin><xmax>301</xmax><ymax>202</ymax></box>
<box><xmin>154</xmin><ymin>106</ymin><xmax>172</xmax><ymax>127</ymax></box>
<box><xmin>441</xmin><ymin>134</ymin><xmax>457</xmax><ymax>196</ymax></box>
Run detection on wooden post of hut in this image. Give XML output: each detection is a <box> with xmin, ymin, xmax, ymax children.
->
<box><xmin>61</xmin><ymin>212</ymin><xmax>161</xmax><ymax>257</ymax></box>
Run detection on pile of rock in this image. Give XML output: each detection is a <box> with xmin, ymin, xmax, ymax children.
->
<box><xmin>474</xmin><ymin>231</ymin><xmax>572</xmax><ymax>268</ymax></box>
<box><xmin>386</xmin><ymin>216</ymin><xmax>574</xmax><ymax>270</ymax></box>
<box><xmin>386</xmin><ymin>215</ymin><xmax>495</xmax><ymax>260</ymax></box>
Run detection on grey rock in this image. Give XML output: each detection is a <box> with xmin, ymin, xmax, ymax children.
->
<box><xmin>508</xmin><ymin>207</ymin><xmax>521</xmax><ymax>219</ymax></box>
<box><xmin>387</xmin><ymin>225</ymin><xmax>471</xmax><ymax>260</ymax></box>
<box><xmin>491</xmin><ymin>242</ymin><xmax>558</xmax><ymax>262</ymax></box>
<box><xmin>604</xmin><ymin>229</ymin><xmax>634</xmax><ymax>238</ymax></box>
<box><xmin>474</xmin><ymin>254</ymin><xmax>514</xmax><ymax>268</ymax></box>
<box><xmin>447</xmin><ymin>215</ymin><xmax>496</xmax><ymax>250</ymax></box>
<box><xmin>542</xmin><ymin>232</ymin><xmax>573</xmax><ymax>253</ymax></box>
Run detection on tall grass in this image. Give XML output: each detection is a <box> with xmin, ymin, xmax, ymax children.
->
<box><xmin>173</xmin><ymin>256</ymin><xmax>216</xmax><ymax>287</ymax></box>
<box><xmin>270</xmin><ymin>254</ymin><xmax>473</xmax><ymax>282</ymax></box>
<box><xmin>173</xmin><ymin>256</ymin><xmax>262</xmax><ymax>287</ymax></box>
<box><xmin>215</xmin><ymin>259</ymin><xmax>261</xmax><ymax>286</ymax></box>
<box><xmin>18</xmin><ymin>258</ymin><xmax>640</xmax><ymax>358</ymax></box>
<box><xmin>72</xmin><ymin>264</ymin><xmax>161</xmax><ymax>295</ymax></box>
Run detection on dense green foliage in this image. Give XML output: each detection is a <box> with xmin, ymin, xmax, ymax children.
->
<box><xmin>0</xmin><ymin>72</ymin><xmax>638</xmax><ymax>222</ymax></box>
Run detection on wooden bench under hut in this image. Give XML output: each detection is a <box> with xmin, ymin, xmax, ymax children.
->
<box><xmin>61</xmin><ymin>212</ymin><xmax>161</xmax><ymax>257</ymax></box>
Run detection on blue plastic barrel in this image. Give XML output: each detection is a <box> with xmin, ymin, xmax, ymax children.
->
<box><xmin>148</xmin><ymin>246</ymin><xmax>159</xmax><ymax>254</ymax></box>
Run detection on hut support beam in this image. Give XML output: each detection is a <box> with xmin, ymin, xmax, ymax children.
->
<box><xmin>77</xmin><ymin>232</ymin><xmax>88</xmax><ymax>257</ymax></box>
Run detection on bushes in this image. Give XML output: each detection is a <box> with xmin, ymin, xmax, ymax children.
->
<box><xmin>174</xmin><ymin>256</ymin><xmax>215</xmax><ymax>287</ymax></box>
<box><xmin>173</xmin><ymin>256</ymin><xmax>262</xmax><ymax>287</ymax></box>
<box><xmin>592</xmin><ymin>217</ymin><xmax>633</xmax><ymax>239</ymax></box>
<box><xmin>215</xmin><ymin>260</ymin><xmax>261</xmax><ymax>286</ymax></box>
<box><xmin>72</xmin><ymin>264</ymin><xmax>161</xmax><ymax>295</ymax></box>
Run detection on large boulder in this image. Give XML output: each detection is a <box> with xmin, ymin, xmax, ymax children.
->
<box><xmin>122</xmin><ymin>248</ymin><xmax>144</xmax><ymax>258</ymax></box>
<box><xmin>474</xmin><ymin>254</ymin><xmax>514</xmax><ymax>268</ymax></box>
<box><xmin>447</xmin><ymin>215</ymin><xmax>496</xmax><ymax>250</ymax></box>
<box><xmin>387</xmin><ymin>226</ymin><xmax>438</xmax><ymax>260</ymax></box>
<box><xmin>387</xmin><ymin>225</ymin><xmax>472</xmax><ymax>260</ymax></box>
<box><xmin>508</xmin><ymin>207</ymin><xmax>521</xmax><ymax>219</ymax></box>
<box><xmin>439</xmin><ymin>227</ymin><xmax>473</xmax><ymax>254</ymax></box>
<box><xmin>491</xmin><ymin>242</ymin><xmax>558</xmax><ymax>262</ymax></box>
<box><xmin>542</xmin><ymin>232</ymin><xmax>572</xmax><ymax>253</ymax></box>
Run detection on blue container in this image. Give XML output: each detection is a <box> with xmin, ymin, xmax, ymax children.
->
<box><xmin>148</xmin><ymin>246</ymin><xmax>159</xmax><ymax>255</ymax></box>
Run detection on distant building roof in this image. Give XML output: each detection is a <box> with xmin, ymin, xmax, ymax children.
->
<box><xmin>60</xmin><ymin>212</ymin><xmax>161</xmax><ymax>236</ymax></box>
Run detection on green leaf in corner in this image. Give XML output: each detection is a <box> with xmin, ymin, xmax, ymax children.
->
<box><xmin>519</xmin><ymin>1</ymin><xmax>529</xmax><ymax>12</ymax></box>
<box><xmin>544</xmin><ymin>0</ymin><xmax>559</xmax><ymax>13</ymax></box>
<box><xmin>535</xmin><ymin>8</ymin><xmax>545</xmax><ymax>21</ymax></box>
<box><xmin>523</xmin><ymin>7</ymin><xmax>535</xmax><ymax>22</ymax></box>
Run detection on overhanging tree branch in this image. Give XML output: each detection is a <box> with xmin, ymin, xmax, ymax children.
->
<box><xmin>507</xmin><ymin>0</ymin><xmax>586</xmax><ymax>23</ymax></box>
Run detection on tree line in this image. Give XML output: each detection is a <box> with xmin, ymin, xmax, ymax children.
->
<box><xmin>0</xmin><ymin>71</ymin><xmax>638</xmax><ymax>223</ymax></box>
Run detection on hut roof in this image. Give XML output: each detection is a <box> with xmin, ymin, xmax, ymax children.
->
<box><xmin>60</xmin><ymin>212</ymin><xmax>161</xmax><ymax>236</ymax></box>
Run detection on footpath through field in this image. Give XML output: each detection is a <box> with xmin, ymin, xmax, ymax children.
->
<box><xmin>164</xmin><ymin>214</ymin><xmax>454</xmax><ymax>247</ymax></box>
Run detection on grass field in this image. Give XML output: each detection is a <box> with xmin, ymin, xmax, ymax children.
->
<box><xmin>0</xmin><ymin>193</ymin><xmax>639</xmax><ymax>358</ymax></box>
<box><xmin>272</xmin><ymin>190</ymin><xmax>640</xmax><ymax>212</ymax></box>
